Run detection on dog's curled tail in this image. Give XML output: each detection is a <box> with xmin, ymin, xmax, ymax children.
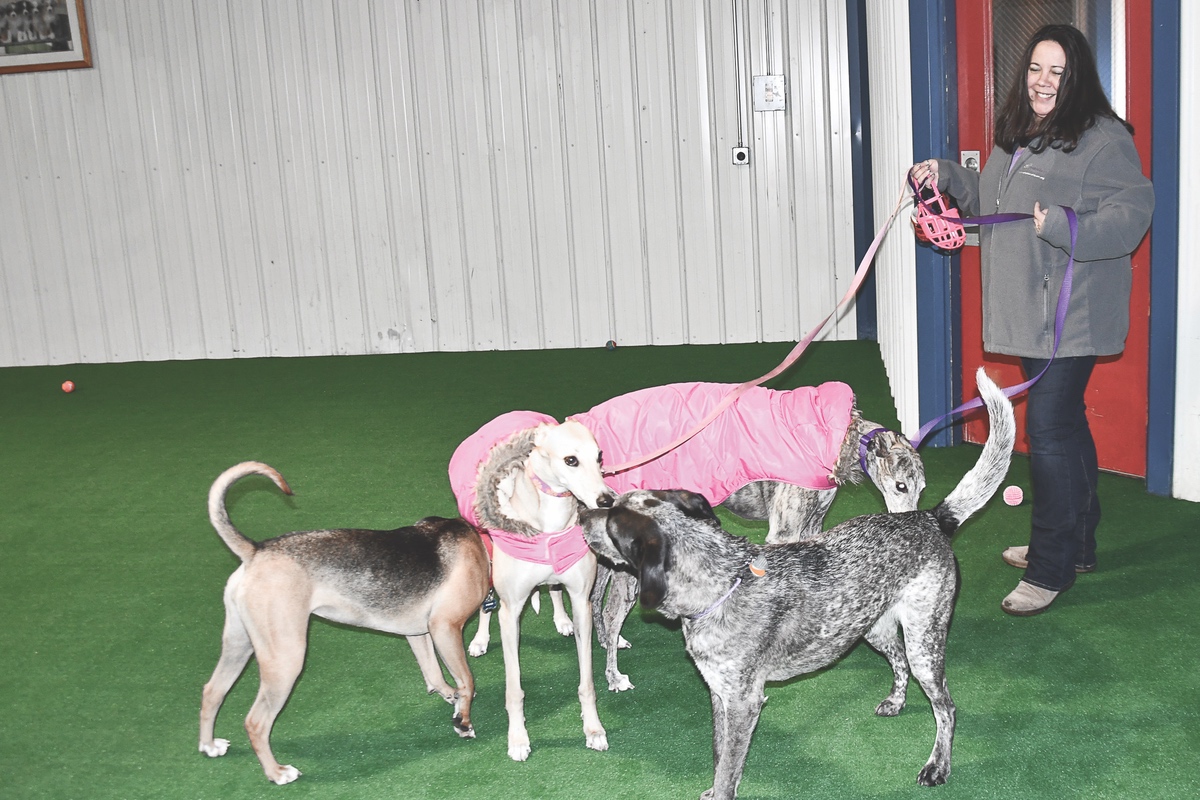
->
<box><xmin>934</xmin><ymin>368</ymin><xmax>1015</xmax><ymax>534</ymax></box>
<box><xmin>207</xmin><ymin>461</ymin><xmax>294</xmax><ymax>562</ymax></box>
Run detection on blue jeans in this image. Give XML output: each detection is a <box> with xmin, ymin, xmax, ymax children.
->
<box><xmin>1019</xmin><ymin>356</ymin><xmax>1100</xmax><ymax>591</ymax></box>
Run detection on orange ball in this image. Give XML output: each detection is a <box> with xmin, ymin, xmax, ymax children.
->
<box><xmin>62</xmin><ymin>380</ymin><xmax>75</xmax><ymax>393</ymax></box>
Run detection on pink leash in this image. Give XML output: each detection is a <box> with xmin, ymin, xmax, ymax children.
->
<box><xmin>604</xmin><ymin>165</ymin><xmax>1084</xmax><ymax>472</ymax></box>
<box><xmin>602</xmin><ymin>169</ymin><xmax>1081</xmax><ymax>474</ymax></box>
<box><xmin>603</xmin><ymin>183</ymin><xmax>913</xmax><ymax>476</ymax></box>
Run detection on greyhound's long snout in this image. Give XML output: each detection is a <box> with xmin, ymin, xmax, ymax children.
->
<box><xmin>597</xmin><ymin>492</ymin><xmax>615</xmax><ymax>509</ymax></box>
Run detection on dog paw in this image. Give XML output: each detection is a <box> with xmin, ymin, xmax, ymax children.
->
<box><xmin>508</xmin><ymin>741</ymin><xmax>532</xmax><ymax>762</ymax></box>
<box><xmin>875</xmin><ymin>697</ymin><xmax>905</xmax><ymax>717</ymax></box>
<box><xmin>468</xmin><ymin>640</ymin><xmax>489</xmax><ymax>657</ymax></box>
<box><xmin>199</xmin><ymin>738</ymin><xmax>229</xmax><ymax>758</ymax></box>
<box><xmin>428</xmin><ymin>685</ymin><xmax>456</xmax><ymax>704</ymax></box>
<box><xmin>452</xmin><ymin>714</ymin><xmax>476</xmax><ymax>739</ymax></box>
<box><xmin>617</xmin><ymin>636</ymin><xmax>631</xmax><ymax>650</ymax></box>
<box><xmin>607</xmin><ymin>672</ymin><xmax>634</xmax><ymax>692</ymax></box>
<box><xmin>917</xmin><ymin>762</ymin><xmax>950</xmax><ymax>786</ymax></box>
<box><xmin>585</xmin><ymin>729</ymin><xmax>609</xmax><ymax>752</ymax></box>
<box><xmin>269</xmin><ymin>765</ymin><xmax>302</xmax><ymax>785</ymax></box>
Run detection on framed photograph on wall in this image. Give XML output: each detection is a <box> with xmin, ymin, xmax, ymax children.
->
<box><xmin>0</xmin><ymin>0</ymin><xmax>91</xmax><ymax>75</ymax></box>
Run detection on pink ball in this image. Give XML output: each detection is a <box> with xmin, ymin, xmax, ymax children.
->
<box><xmin>1003</xmin><ymin>485</ymin><xmax>1023</xmax><ymax>506</ymax></box>
<box><xmin>61</xmin><ymin>380</ymin><xmax>75</xmax><ymax>393</ymax></box>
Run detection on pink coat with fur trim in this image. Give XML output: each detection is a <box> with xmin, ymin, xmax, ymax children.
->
<box><xmin>449</xmin><ymin>410</ymin><xmax>591</xmax><ymax>572</ymax></box>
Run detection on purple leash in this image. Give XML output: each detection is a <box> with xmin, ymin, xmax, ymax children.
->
<box><xmin>908</xmin><ymin>177</ymin><xmax>1079</xmax><ymax>448</ymax></box>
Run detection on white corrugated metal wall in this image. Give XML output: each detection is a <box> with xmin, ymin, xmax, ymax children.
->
<box><xmin>863</xmin><ymin>0</ymin><xmax>919</xmax><ymax>436</ymax></box>
<box><xmin>0</xmin><ymin>0</ymin><xmax>862</xmax><ymax>367</ymax></box>
<box><xmin>1176</xmin><ymin>3</ymin><xmax>1200</xmax><ymax>502</ymax></box>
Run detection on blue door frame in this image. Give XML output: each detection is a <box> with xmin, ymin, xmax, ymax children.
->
<box><xmin>1147</xmin><ymin>0</ymin><xmax>1179</xmax><ymax>496</ymax></box>
<box><xmin>908</xmin><ymin>0</ymin><xmax>959</xmax><ymax>449</ymax></box>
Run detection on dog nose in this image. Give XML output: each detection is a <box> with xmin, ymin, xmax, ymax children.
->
<box><xmin>597</xmin><ymin>493</ymin><xmax>615</xmax><ymax>508</ymax></box>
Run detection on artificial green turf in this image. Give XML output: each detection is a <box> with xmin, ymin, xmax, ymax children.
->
<box><xmin>1</xmin><ymin>341</ymin><xmax>1197</xmax><ymax>799</ymax></box>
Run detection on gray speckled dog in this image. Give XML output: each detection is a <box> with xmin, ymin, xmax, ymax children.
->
<box><xmin>579</xmin><ymin>369</ymin><xmax>1014</xmax><ymax>799</ymax></box>
<box><xmin>593</xmin><ymin>412</ymin><xmax>925</xmax><ymax>692</ymax></box>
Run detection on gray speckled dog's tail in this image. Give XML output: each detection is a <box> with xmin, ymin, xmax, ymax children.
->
<box><xmin>933</xmin><ymin>368</ymin><xmax>1016</xmax><ymax>534</ymax></box>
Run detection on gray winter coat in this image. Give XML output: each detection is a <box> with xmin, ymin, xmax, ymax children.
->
<box><xmin>935</xmin><ymin>116</ymin><xmax>1154</xmax><ymax>358</ymax></box>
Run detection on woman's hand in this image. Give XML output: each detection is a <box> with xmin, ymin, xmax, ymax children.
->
<box><xmin>911</xmin><ymin>159</ymin><xmax>940</xmax><ymax>188</ymax></box>
<box><xmin>1033</xmin><ymin>201</ymin><xmax>1048</xmax><ymax>234</ymax></box>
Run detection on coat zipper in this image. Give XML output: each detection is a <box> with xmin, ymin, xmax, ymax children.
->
<box><xmin>1043</xmin><ymin>275</ymin><xmax>1051</xmax><ymax>333</ymax></box>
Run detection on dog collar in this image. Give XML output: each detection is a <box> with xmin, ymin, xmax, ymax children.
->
<box><xmin>527</xmin><ymin>469</ymin><xmax>573</xmax><ymax>498</ymax></box>
<box><xmin>858</xmin><ymin>427</ymin><xmax>887</xmax><ymax>475</ymax></box>
<box><xmin>689</xmin><ymin>577</ymin><xmax>742</xmax><ymax>620</ymax></box>
<box><xmin>689</xmin><ymin>557</ymin><xmax>767</xmax><ymax>620</ymax></box>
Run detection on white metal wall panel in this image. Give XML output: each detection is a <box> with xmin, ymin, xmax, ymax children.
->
<box><xmin>1</xmin><ymin>0</ymin><xmax>862</xmax><ymax>368</ymax></box>
<box><xmin>705</xmin><ymin>2</ymin><xmax>749</xmax><ymax>345</ymax></box>
<box><xmin>338</xmin><ymin>3</ymin><xmax>404</xmax><ymax>353</ymax></box>
<box><xmin>442</xmin><ymin>0</ymin><xmax>501</xmax><ymax>351</ymax></box>
<box><xmin>558</xmin><ymin>0</ymin><xmax>613</xmax><ymax>348</ymax></box>
<box><xmin>524</xmin><ymin>1</ymin><xmax>577</xmax><ymax>349</ymax></box>
<box><xmin>673</xmin><ymin>3</ymin><xmax>721</xmax><ymax>345</ymax></box>
<box><xmin>1</xmin><ymin>82</ymin><xmax>51</xmax><ymax>364</ymax></box>
<box><xmin>592</xmin><ymin>2</ymin><xmax>649</xmax><ymax>346</ymax></box>
<box><xmin>100</xmin><ymin>1</ymin><xmax>170</xmax><ymax>361</ymax></box>
<box><xmin>787</xmin><ymin>0</ymin><xmax>856</xmax><ymax>342</ymax></box>
<box><xmin>749</xmin><ymin>0</ymin><xmax>795</xmax><ymax>345</ymax></box>
<box><xmin>233</xmin><ymin>2</ymin><xmax>303</xmax><ymax>356</ymax></box>
<box><xmin>864</xmin><ymin>0</ymin><xmax>920</xmax><ymax>436</ymax></box>
<box><xmin>635</xmin><ymin>0</ymin><xmax>685</xmax><ymax>344</ymax></box>
<box><xmin>1175</xmin><ymin>3</ymin><xmax>1200</xmax><ymax>502</ymax></box>
<box><xmin>197</xmin><ymin>1</ymin><xmax>265</xmax><ymax>358</ymax></box>
<box><xmin>379</xmin><ymin>0</ymin><xmax>436</xmax><ymax>353</ymax></box>
<box><xmin>478</xmin><ymin>0</ymin><xmax>532</xmax><ymax>349</ymax></box>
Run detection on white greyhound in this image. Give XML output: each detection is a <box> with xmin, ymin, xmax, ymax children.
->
<box><xmin>449</xmin><ymin>412</ymin><xmax>615</xmax><ymax>761</ymax></box>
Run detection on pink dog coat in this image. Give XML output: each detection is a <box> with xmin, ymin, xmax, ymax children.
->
<box><xmin>450</xmin><ymin>382</ymin><xmax>854</xmax><ymax>571</ymax></box>
<box><xmin>570</xmin><ymin>381</ymin><xmax>855</xmax><ymax>500</ymax></box>
<box><xmin>449</xmin><ymin>410</ymin><xmax>592</xmax><ymax>572</ymax></box>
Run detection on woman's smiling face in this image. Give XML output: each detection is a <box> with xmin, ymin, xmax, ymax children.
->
<box><xmin>1027</xmin><ymin>40</ymin><xmax>1067</xmax><ymax>119</ymax></box>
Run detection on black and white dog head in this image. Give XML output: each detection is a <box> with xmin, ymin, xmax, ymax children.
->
<box><xmin>861</xmin><ymin>429</ymin><xmax>926</xmax><ymax>512</ymax></box>
<box><xmin>580</xmin><ymin>489</ymin><xmax>725</xmax><ymax>613</ymax></box>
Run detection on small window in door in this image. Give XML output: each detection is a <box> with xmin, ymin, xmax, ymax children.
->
<box><xmin>991</xmin><ymin>0</ymin><xmax>1125</xmax><ymax>118</ymax></box>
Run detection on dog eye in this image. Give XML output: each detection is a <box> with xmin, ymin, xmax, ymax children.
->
<box><xmin>564</xmin><ymin>456</ymin><xmax>579</xmax><ymax>467</ymax></box>
<box><xmin>896</xmin><ymin>482</ymin><xmax>909</xmax><ymax>493</ymax></box>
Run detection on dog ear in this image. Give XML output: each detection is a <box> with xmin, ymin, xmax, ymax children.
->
<box><xmin>655</xmin><ymin>489</ymin><xmax>719</xmax><ymax>523</ymax></box>
<box><xmin>606</xmin><ymin>506</ymin><xmax>672</xmax><ymax>610</ymax></box>
<box><xmin>606</xmin><ymin>506</ymin><xmax>653</xmax><ymax>563</ymax></box>
<box><xmin>637</xmin><ymin>534</ymin><xmax>671</xmax><ymax>610</ymax></box>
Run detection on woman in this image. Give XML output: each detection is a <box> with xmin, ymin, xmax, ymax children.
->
<box><xmin>910</xmin><ymin>24</ymin><xmax>1154</xmax><ymax>616</ymax></box>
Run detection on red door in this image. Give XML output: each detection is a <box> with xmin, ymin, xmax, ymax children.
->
<box><xmin>954</xmin><ymin>0</ymin><xmax>1153</xmax><ymax>477</ymax></box>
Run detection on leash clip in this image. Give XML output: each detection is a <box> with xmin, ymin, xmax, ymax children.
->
<box><xmin>748</xmin><ymin>555</ymin><xmax>767</xmax><ymax>577</ymax></box>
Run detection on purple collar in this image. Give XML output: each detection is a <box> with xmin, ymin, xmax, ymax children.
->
<box><xmin>858</xmin><ymin>427</ymin><xmax>887</xmax><ymax>475</ymax></box>
<box><xmin>528</xmin><ymin>470</ymin><xmax>573</xmax><ymax>498</ymax></box>
<box><xmin>689</xmin><ymin>577</ymin><xmax>742</xmax><ymax>620</ymax></box>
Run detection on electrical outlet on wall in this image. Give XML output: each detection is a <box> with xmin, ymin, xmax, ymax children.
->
<box><xmin>732</xmin><ymin>147</ymin><xmax>750</xmax><ymax>166</ymax></box>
